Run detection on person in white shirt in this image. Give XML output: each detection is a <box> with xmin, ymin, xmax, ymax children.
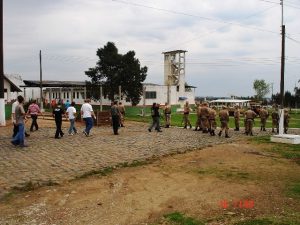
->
<box><xmin>80</xmin><ymin>99</ymin><xmax>96</xmax><ymax>136</ymax></box>
<box><xmin>66</xmin><ymin>101</ymin><xmax>77</xmax><ymax>135</ymax></box>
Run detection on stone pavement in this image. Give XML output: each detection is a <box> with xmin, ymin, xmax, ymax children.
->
<box><xmin>0</xmin><ymin>120</ymin><xmax>298</xmax><ymax>198</ymax></box>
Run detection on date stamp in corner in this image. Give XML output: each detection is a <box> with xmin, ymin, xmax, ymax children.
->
<box><xmin>219</xmin><ymin>199</ymin><xmax>254</xmax><ymax>209</ymax></box>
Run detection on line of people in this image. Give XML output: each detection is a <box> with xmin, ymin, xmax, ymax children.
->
<box><xmin>148</xmin><ymin>101</ymin><xmax>290</xmax><ymax>137</ymax></box>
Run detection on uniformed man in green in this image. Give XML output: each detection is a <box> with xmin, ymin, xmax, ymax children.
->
<box><xmin>183</xmin><ymin>101</ymin><xmax>192</xmax><ymax>129</ymax></box>
<box><xmin>234</xmin><ymin>105</ymin><xmax>240</xmax><ymax>131</ymax></box>
<box><xmin>218</xmin><ymin>105</ymin><xmax>230</xmax><ymax>138</ymax></box>
<box><xmin>209</xmin><ymin>106</ymin><xmax>217</xmax><ymax>136</ymax></box>
<box><xmin>244</xmin><ymin>107</ymin><xmax>257</xmax><ymax>136</ymax></box>
<box><xmin>271</xmin><ymin>105</ymin><xmax>279</xmax><ymax>133</ymax></box>
<box><xmin>163</xmin><ymin>102</ymin><xmax>171</xmax><ymax>128</ymax></box>
<box><xmin>200</xmin><ymin>102</ymin><xmax>210</xmax><ymax>133</ymax></box>
<box><xmin>284</xmin><ymin>109</ymin><xmax>290</xmax><ymax>134</ymax></box>
<box><xmin>259</xmin><ymin>106</ymin><xmax>269</xmax><ymax>131</ymax></box>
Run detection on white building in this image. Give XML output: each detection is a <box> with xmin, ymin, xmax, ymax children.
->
<box><xmin>3</xmin><ymin>74</ymin><xmax>22</xmax><ymax>102</ymax></box>
<box><xmin>20</xmin><ymin>50</ymin><xmax>196</xmax><ymax>106</ymax></box>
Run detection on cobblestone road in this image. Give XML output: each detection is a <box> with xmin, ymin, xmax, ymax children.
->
<box><xmin>0</xmin><ymin>120</ymin><xmax>298</xmax><ymax>198</ymax></box>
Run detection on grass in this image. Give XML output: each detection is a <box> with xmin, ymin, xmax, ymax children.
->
<box><xmin>234</xmin><ymin>216</ymin><xmax>300</xmax><ymax>225</ymax></box>
<box><xmin>251</xmin><ymin>136</ymin><xmax>300</xmax><ymax>165</ymax></box>
<box><xmin>163</xmin><ymin>212</ymin><xmax>204</xmax><ymax>225</ymax></box>
<box><xmin>287</xmin><ymin>182</ymin><xmax>300</xmax><ymax>199</ymax></box>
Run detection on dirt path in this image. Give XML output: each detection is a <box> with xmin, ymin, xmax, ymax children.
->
<box><xmin>0</xmin><ymin>141</ymin><xmax>299</xmax><ymax>225</ymax></box>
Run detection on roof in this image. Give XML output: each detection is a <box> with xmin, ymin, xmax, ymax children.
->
<box><xmin>22</xmin><ymin>80</ymin><xmax>86</xmax><ymax>88</ymax></box>
<box><xmin>162</xmin><ymin>50</ymin><xmax>187</xmax><ymax>54</ymax></box>
<box><xmin>4</xmin><ymin>74</ymin><xmax>22</xmax><ymax>92</ymax></box>
<box><xmin>210</xmin><ymin>99</ymin><xmax>251</xmax><ymax>104</ymax></box>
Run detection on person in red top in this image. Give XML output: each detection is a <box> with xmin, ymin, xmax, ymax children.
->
<box><xmin>27</xmin><ymin>99</ymin><xmax>42</xmax><ymax>132</ymax></box>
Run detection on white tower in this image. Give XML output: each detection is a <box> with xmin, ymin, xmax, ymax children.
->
<box><xmin>162</xmin><ymin>50</ymin><xmax>187</xmax><ymax>101</ymax></box>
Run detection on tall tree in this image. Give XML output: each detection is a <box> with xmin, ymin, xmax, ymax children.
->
<box><xmin>253</xmin><ymin>79</ymin><xmax>270</xmax><ymax>101</ymax></box>
<box><xmin>85</xmin><ymin>42</ymin><xmax>147</xmax><ymax>105</ymax></box>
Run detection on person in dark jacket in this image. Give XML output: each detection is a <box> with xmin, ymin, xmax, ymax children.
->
<box><xmin>111</xmin><ymin>101</ymin><xmax>121</xmax><ymax>135</ymax></box>
<box><xmin>52</xmin><ymin>103</ymin><xmax>66</xmax><ymax>139</ymax></box>
<box><xmin>148</xmin><ymin>103</ymin><xmax>162</xmax><ymax>132</ymax></box>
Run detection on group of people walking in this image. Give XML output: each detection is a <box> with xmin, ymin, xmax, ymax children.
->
<box><xmin>148</xmin><ymin>101</ymin><xmax>290</xmax><ymax>137</ymax></box>
<box><xmin>10</xmin><ymin>96</ymin><xmax>127</xmax><ymax>147</ymax></box>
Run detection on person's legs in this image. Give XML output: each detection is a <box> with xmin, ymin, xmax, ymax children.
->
<box><xmin>55</xmin><ymin>120</ymin><xmax>60</xmax><ymax>138</ymax></box>
<box><xmin>86</xmin><ymin>117</ymin><xmax>93</xmax><ymax>135</ymax></box>
<box><xmin>112</xmin><ymin>115</ymin><xmax>119</xmax><ymax>134</ymax></box>
<box><xmin>69</xmin><ymin>119</ymin><xmax>74</xmax><ymax>134</ymax></box>
<box><xmin>12</xmin><ymin>123</ymin><xmax>18</xmax><ymax>138</ymax></box>
<box><xmin>12</xmin><ymin>124</ymin><xmax>25</xmax><ymax>146</ymax></box>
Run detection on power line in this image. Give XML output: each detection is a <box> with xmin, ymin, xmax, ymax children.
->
<box><xmin>111</xmin><ymin>0</ymin><xmax>279</xmax><ymax>35</ymax></box>
<box><xmin>164</xmin><ymin>5</ymin><xmax>278</xmax><ymax>51</ymax></box>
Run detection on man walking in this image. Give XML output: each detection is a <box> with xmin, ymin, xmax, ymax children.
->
<box><xmin>244</xmin><ymin>107</ymin><xmax>257</xmax><ymax>136</ymax></box>
<box><xmin>271</xmin><ymin>105</ymin><xmax>279</xmax><ymax>133</ymax></box>
<box><xmin>11</xmin><ymin>95</ymin><xmax>28</xmax><ymax>147</ymax></box>
<box><xmin>66</xmin><ymin>101</ymin><xmax>77</xmax><ymax>135</ymax></box>
<box><xmin>259</xmin><ymin>106</ymin><xmax>269</xmax><ymax>131</ymax></box>
<box><xmin>27</xmin><ymin>99</ymin><xmax>42</xmax><ymax>132</ymax></box>
<box><xmin>52</xmin><ymin>103</ymin><xmax>66</xmax><ymax>139</ymax></box>
<box><xmin>148</xmin><ymin>103</ymin><xmax>162</xmax><ymax>132</ymax></box>
<box><xmin>81</xmin><ymin>99</ymin><xmax>96</xmax><ymax>136</ymax></box>
<box><xmin>218</xmin><ymin>105</ymin><xmax>230</xmax><ymax>138</ymax></box>
<box><xmin>234</xmin><ymin>105</ymin><xmax>240</xmax><ymax>131</ymax></box>
<box><xmin>163</xmin><ymin>102</ymin><xmax>171</xmax><ymax>128</ymax></box>
<box><xmin>118</xmin><ymin>102</ymin><xmax>125</xmax><ymax>127</ymax></box>
<box><xmin>111</xmin><ymin>101</ymin><xmax>121</xmax><ymax>135</ymax></box>
<box><xmin>183</xmin><ymin>101</ymin><xmax>192</xmax><ymax>129</ymax></box>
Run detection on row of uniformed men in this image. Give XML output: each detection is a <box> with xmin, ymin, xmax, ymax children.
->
<box><xmin>162</xmin><ymin>102</ymin><xmax>290</xmax><ymax>137</ymax></box>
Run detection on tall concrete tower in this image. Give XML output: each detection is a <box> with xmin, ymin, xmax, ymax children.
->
<box><xmin>162</xmin><ymin>50</ymin><xmax>187</xmax><ymax>99</ymax></box>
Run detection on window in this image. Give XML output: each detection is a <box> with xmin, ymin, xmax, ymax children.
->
<box><xmin>145</xmin><ymin>91</ymin><xmax>157</xmax><ymax>99</ymax></box>
<box><xmin>63</xmin><ymin>92</ymin><xmax>66</xmax><ymax>99</ymax></box>
<box><xmin>73</xmin><ymin>92</ymin><xmax>76</xmax><ymax>99</ymax></box>
<box><xmin>67</xmin><ymin>92</ymin><xmax>69</xmax><ymax>98</ymax></box>
<box><xmin>53</xmin><ymin>93</ymin><xmax>55</xmax><ymax>99</ymax></box>
<box><xmin>77</xmin><ymin>92</ymin><xmax>79</xmax><ymax>99</ymax></box>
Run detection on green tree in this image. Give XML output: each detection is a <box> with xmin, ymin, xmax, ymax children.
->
<box><xmin>253</xmin><ymin>79</ymin><xmax>270</xmax><ymax>100</ymax></box>
<box><xmin>85</xmin><ymin>42</ymin><xmax>147</xmax><ymax>105</ymax></box>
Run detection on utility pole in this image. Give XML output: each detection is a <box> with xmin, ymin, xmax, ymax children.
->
<box><xmin>0</xmin><ymin>0</ymin><xmax>5</xmax><ymax>126</ymax></box>
<box><xmin>39</xmin><ymin>50</ymin><xmax>44</xmax><ymax>112</ymax></box>
<box><xmin>279</xmin><ymin>0</ymin><xmax>285</xmax><ymax>135</ymax></box>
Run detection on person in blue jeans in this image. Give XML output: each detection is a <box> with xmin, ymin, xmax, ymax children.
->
<box><xmin>11</xmin><ymin>95</ymin><xmax>28</xmax><ymax>147</ymax></box>
<box><xmin>66</xmin><ymin>101</ymin><xmax>77</xmax><ymax>135</ymax></box>
<box><xmin>80</xmin><ymin>99</ymin><xmax>96</xmax><ymax>136</ymax></box>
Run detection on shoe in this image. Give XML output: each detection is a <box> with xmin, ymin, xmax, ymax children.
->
<box><xmin>148</xmin><ymin>128</ymin><xmax>151</xmax><ymax>132</ymax></box>
<box><xmin>218</xmin><ymin>131</ymin><xmax>222</xmax><ymax>137</ymax></box>
<box><xmin>225</xmin><ymin>135</ymin><xmax>230</xmax><ymax>138</ymax></box>
<box><xmin>114</xmin><ymin>133</ymin><xmax>119</xmax><ymax>135</ymax></box>
<box><xmin>68</xmin><ymin>133</ymin><xmax>73</xmax><ymax>136</ymax></box>
<box><xmin>25</xmin><ymin>133</ymin><xmax>30</xmax><ymax>137</ymax></box>
<box><xmin>11</xmin><ymin>141</ymin><xmax>18</xmax><ymax>146</ymax></box>
<box><xmin>190</xmin><ymin>125</ymin><xmax>192</xmax><ymax>129</ymax></box>
<box><xmin>157</xmin><ymin>130</ymin><xmax>162</xmax><ymax>132</ymax></box>
<box><xmin>55</xmin><ymin>137</ymin><xmax>61</xmax><ymax>139</ymax></box>
<box><xmin>83</xmin><ymin>130</ymin><xmax>88</xmax><ymax>136</ymax></box>
<box><xmin>19</xmin><ymin>144</ymin><xmax>28</xmax><ymax>147</ymax></box>
<box><xmin>194</xmin><ymin>128</ymin><xmax>198</xmax><ymax>131</ymax></box>
<box><xmin>183</xmin><ymin>126</ymin><xmax>187</xmax><ymax>129</ymax></box>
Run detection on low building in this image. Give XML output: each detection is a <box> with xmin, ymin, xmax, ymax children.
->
<box><xmin>3</xmin><ymin>74</ymin><xmax>22</xmax><ymax>103</ymax></box>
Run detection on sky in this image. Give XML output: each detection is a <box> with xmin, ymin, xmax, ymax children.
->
<box><xmin>3</xmin><ymin>0</ymin><xmax>300</xmax><ymax>97</ymax></box>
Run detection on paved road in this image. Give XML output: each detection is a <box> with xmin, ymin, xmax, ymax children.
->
<box><xmin>0</xmin><ymin>120</ymin><xmax>297</xmax><ymax>198</ymax></box>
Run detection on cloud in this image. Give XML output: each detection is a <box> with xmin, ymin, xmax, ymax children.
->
<box><xmin>3</xmin><ymin>0</ymin><xmax>300</xmax><ymax>97</ymax></box>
